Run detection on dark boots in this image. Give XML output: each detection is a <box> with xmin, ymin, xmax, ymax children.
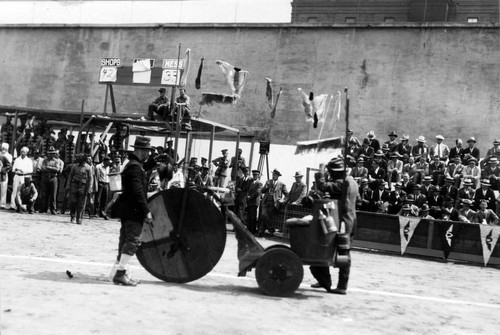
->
<box><xmin>113</xmin><ymin>269</ymin><xmax>137</xmax><ymax>286</ymax></box>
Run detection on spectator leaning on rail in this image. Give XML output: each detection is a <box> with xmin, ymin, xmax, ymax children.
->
<box><xmin>310</xmin><ymin>156</ymin><xmax>359</xmax><ymax>295</ymax></box>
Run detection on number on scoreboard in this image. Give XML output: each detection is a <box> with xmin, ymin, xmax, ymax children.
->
<box><xmin>99</xmin><ymin>66</ymin><xmax>117</xmax><ymax>83</ymax></box>
<box><xmin>161</xmin><ymin>69</ymin><xmax>181</xmax><ymax>86</ymax></box>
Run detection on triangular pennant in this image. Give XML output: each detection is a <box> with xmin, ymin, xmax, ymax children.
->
<box><xmin>439</xmin><ymin>222</ymin><xmax>462</xmax><ymax>260</ymax></box>
<box><xmin>479</xmin><ymin>225</ymin><xmax>500</xmax><ymax>266</ymax></box>
<box><xmin>270</xmin><ymin>87</ymin><xmax>282</xmax><ymax>119</ymax></box>
<box><xmin>398</xmin><ymin>216</ymin><xmax>421</xmax><ymax>255</ymax></box>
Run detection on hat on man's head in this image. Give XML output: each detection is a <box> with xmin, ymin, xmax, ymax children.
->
<box><xmin>489</xmin><ymin>157</ymin><xmax>498</xmax><ymax>164</ymax></box>
<box><xmin>421</xmin><ymin>204</ymin><xmax>430</xmax><ymax>212</ymax></box>
<box><xmin>467</xmin><ymin>137</ymin><xmax>476</xmax><ymax>143</ymax></box>
<box><xmin>374</xmin><ymin>150</ymin><xmax>385</xmax><ymax>157</ymax></box>
<box><xmin>327</xmin><ymin>157</ymin><xmax>344</xmax><ymax>171</ymax></box>
<box><xmin>221</xmin><ymin>149</ymin><xmax>228</xmax><ymax>154</ymax></box>
<box><xmin>201</xmin><ymin>157</ymin><xmax>207</xmax><ymax>162</ymax></box>
<box><xmin>363</xmin><ymin>138</ymin><xmax>370</xmax><ymax>145</ymax></box>
<box><xmin>480</xmin><ymin>199</ymin><xmax>489</xmax><ymax>205</ymax></box>
<box><xmin>357</xmin><ymin>157</ymin><xmax>365</xmax><ymax>163</ymax></box>
<box><xmin>388</xmin><ymin>131</ymin><xmax>398</xmax><ymax>137</ymax></box>
<box><xmin>294</xmin><ymin>171</ymin><xmax>304</xmax><ymax>178</ymax></box>
<box><xmin>445</xmin><ymin>176</ymin><xmax>454</xmax><ymax>182</ymax></box>
<box><xmin>347</xmin><ymin>128</ymin><xmax>353</xmax><ymax>134</ymax></box>
<box><xmin>382</xmin><ymin>144</ymin><xmax>389</xmax><ymax>151</ymax></box>
<box><xmin>463</xmin><ymin>178</ymin><xmax>473</xmax><ymax>186</ymax></box>
<box><xmin>494</xmin><ymin>139</ymin><xmax>500</xmax><ymax>145</ymax></box>
<box><xmin>360</xmin><ymin>178</ymin><xmax>368</xmax><ymax>184</ymax></box>
<box><xmin>47</xmin><ymin>146</ymin><xmax>58</xmax><ymax>154</ymax></box>
<box><xmin>461</xmin><ymin>199</ymin><xmax>473</xmax><ymax>206</ymax></box>
<box><xmin>467</xmin><ymin>157</ymin><xmax>477</xmax><ymax>164</ymax></box>
<box><xmin>159</xmin><ymin>88</ymin><xmax>166</xmax><ymax>93</ymax></box>
<box><xmin>367</xmin><ymin>131</ymin><xmax>375</xmax><ymax>138</ymax></box>
<box><xmin>423</xmin><ymin>176</ymin><xmax>432</xmax><ymax>182</ymax></box>
<box><xmin>166</xmin><ymin>139</ymin><xmax>173</xmax><ymax>144</ymax></box>
<box><xmin>402</xmin><ymin>134</ymin><xmax>410</xmax><ymax>141</ymax></box>
<box><xmin>240</xmin><ymin>166</ymin><xmax>248</xmax><ymax>173</ymax></box>
<box><xmin>251</xmin><ymin>169</ymin><xmax>261</xmax><ymax>175</ymax></box>
<box><xmin>103</xmin><ymin>157</ymin><xmax>111</xmax><ymax>162</ymax></box>
<box><xmin>272</xmin><ymin>168</ymin><xmax>282</xmax><ymax>176</ymax></box>
<box><xmin>24</xmin><ymin>175</ymin><xmax>32</xmax><ymax>181</ymax></box>
<box><xmin>395</xmin><ymin>182</ymin><xmax>402</xmax><ymax>188</ymax></box>
<box><xmin>480</xmin><ymin>179</ymin><xmax>491</xmax><ymax>187</ymax></box>
<box><xmin>417</xmin><ymin>136</ymin><xmax>426</xmax><ymax>143</ymax></box>
<box><xmin>390</xmin><ymin>152</ymin><xmax>401</xmax><ymax>158</ymax></box>
<box><xmin>131</xmin><ymin>136</ymin><xmax>152</xmax><ymax>149</ymax></box>
<box><xmin>402</xmin><ymin>204</ymin><xmax>411</xmax><ymax>211</ymax></box>
<box><xmin>436</xmin><ymin>135</ymin><xmax>444</xmax><ymax>140</ymax></box>
<box><xmin>413</xmin><ymin>184</ymin><xmax>422</xmax><ymax>190</ymax></box>
<box><xmin>432</xmin><ymin>185</ymin><xmax>440</xmax><ymax>192</ymax></box>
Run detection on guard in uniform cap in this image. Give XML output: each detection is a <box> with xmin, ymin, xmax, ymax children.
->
<box><xmin>212</xmin><ymin>149</ymin><xmax>229</xmax><ymax>187</ymax></box>
<box><xmin>311</xmin><ymin>156</ymin><xmax>359</xmax><ymax>295</ymax></box>
<box><xmin>247</xmin><ymin>170</ymin><xmax>263</xmax><ymax>234</ymax></box>
<box><xmin>66</xmin><ymin>154</ymin><xmax>93</xmax><ymax>224</ymax></box>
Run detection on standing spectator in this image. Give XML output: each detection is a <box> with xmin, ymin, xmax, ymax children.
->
<box><xmin>246</xmin><ymin>170</ymin><xmax>263</xmax><ymax>234</ymax></box>
<box><xmin>40</xmin><ymin>146</ymin><xmax>63</xmax><ymax>214</ymax></box>
<box><xmin>233</xmin><ymin>166</ymin><xmax>252</xmax><ymax>222</ymax></box>
<box><xmin>212</xmin><ymin>149</ymin><xmax>229</xmax><ymax>187</ymax></box>
<box><xmin>229</xmin><ymin>148</ymin><xmax>246</xmax><ymax>181</ymax></box>
<box><xmin>457</xmin><ymin>179</ymin><xmax>476</xmax><ymax>209</ymax></box>
<box><xmin>258</xmin><ymin>168</ymin><xmax>288</xmax><ymax>237</ymax></box>
<box><xmin>15</xmin><ymin>175</ymin><xmax>37</xmax><ymax>214</ymax></box>
<box><xmin>113</xmin><ymin>136</ymin><xmax>153</xmax><ymax>286</ymax></box>
<box><xmin>0</xmin><ymin>143</ymin><xmax>12</xmax><ymax>209</ymax></box>
<box><xmin>429</xmin><ymin>135</ymin><xmax>450</xmax><ymax>161</ymax></box>
<box><xmin>10</xmin><ymin>147</ymin><xmax>33</xmax><ymax>210</ymax></box>
<box><xmin>95</xmin><ymin>157</ymin><xmax>112</xmax><ymax>220</ymax></box>
<box><xmin>284</xmin><ymin>171</ymin><xmax>307</xmax><ymax>205</ymax></box>
<box><xmin>463</xmin><ymin>137</ymin><xmax>480</xmax><ymax>164</ymax></box>
<box><xmin>449</xmin><ymin>139</ymin><xmax>465</xmax><ymax>162</ymax></box>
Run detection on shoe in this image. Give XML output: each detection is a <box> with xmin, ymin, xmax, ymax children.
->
<box><xmin>311</xmin><ymin>283</ymin><xmax>323</xmax><ymax>288</ymax></box>
<box><xmin>51</xmin><ymin>210</ymin><xmax>58</xmax><ymax>215</ymax></box>
<box><xmin>113</xmin><ymin>270</ymin><xmax>137</xmax><ymax>286</ymax></box>
<box><xmin>103</xmin><ymin>215</ymin><xmax>109</xmax><ymax>221</ymax></box>
<box><xmin>28</xmin><ymin>211</ymin><xmax>33</xmax><ymax>214</ymax></box>
<box><xmin>329</xmin><ymin>288</ymin><xmax>347</xmax><ymax>295</ymax></box>
<box><xmin>70</xmin><ymin>216</ymin><xmax>75</xmax><ymax>223</ymax></box>
<box><xmin>76</xmin><ymin>220</ymin><xmax>82</xmax><ymax>225</ymax></box>
<box><xmin>10</xmin><ymin>207</ymin><xmax>16</xmax><ymax>211</ymax></box>
<box><xmin>16</xmin><ymin>208</ymin><xmax>20</xmax><ymax>213</ymax></box>
<box><xmin>0</xmin><ymin>206</ymin><xmax>5</xmax><ymax>210</ymax></box>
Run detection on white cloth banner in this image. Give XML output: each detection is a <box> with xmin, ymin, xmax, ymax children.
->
<box><xmin>132</xmin><ymin>59</ymin><xmax>152</xmax><ymax>84</ymax></box>
<box><xmin>398</xmin><ymin>216</ymin><xmax>421</xmax><ymax>255</ymax></box>
<box><xmin>479</xmin><ymin>225</ymin><xmax>500</xmax><ymax>266</ymax></box>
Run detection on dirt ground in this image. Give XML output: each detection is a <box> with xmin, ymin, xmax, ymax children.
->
<box><xmin>1</xmin><ymin>210</ymin><xmax>499</xmax><ymax>335</ymax></box>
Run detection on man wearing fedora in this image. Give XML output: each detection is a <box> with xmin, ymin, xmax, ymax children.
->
<box><xmin>473</xmin><ymin>179</ymin><xmax>496</xmax><ymax>210</ymax></box>
<box><xmin>311</xmin><ymin>156</ymin><xmax>359</xmax><ymax>294</ymax></box>
<box><xmin>481</xmin><ymin>157</ymin><xmax>500</xmax><ymax>190</ymax></box>
<box><xmin>284</xmin><ymin>171</ymin><xmax>307</xmax><ymax>206</ymax></box>
<box><xmin>366</xmin><ymin>130</ymin><xmax>380</xmax><ymax>153</ymax></box>
<box><xmin>411</xmin><ymin>136</ymin><xmax>429</xmax><ymax>162</ymax></box>
<box><xmin>429</xmin><ymin>135</ymin><xmax>450</xmax><ymax>161</ymax></box>
<box><xmin>40</xmin><ymin>146</ymin><xmax>63</xmax><ymax>214</ymax></box>
<box><xmin>148</xmin><ymin>87</ymin><xmax>170</xmax><ymax>121</ymax></box>
<box><xmin>463</xmin><ymin>137</ymin><xmax>480</xmax><ymax>163</ymax></box>
<box><xmin>258</xmin><ymin>168</ymin><xmax>288</xmax><ymax>237</ymax></box>
<box><xmin>396</xmin><ymin>134</ymin><xmax>412</xmax><ymax>164</ymax></box>
<box><xmin>458</xmin><ymin>199</ymin><xmax>476</xmax><ymax>223</ymax></box>
<box><xmin>385</xmin><ymin>131</ymin><xmax>398</xmax><ymax>153</ymax></box>
<box><xmin>386</xmin><ymin>152</ymin><xmax>403</xmax><ymax>188</ymax></box>
<box><xmin>113</xmin><ymin>136</ymin><xmax>154</xmax><ymax>286</ymax></box>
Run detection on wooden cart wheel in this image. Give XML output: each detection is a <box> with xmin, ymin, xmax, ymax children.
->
<box><xmin>255</xmin><ymin>248</ymin><xmax>304</xmax><ymax>297</ymax></box>
<box><xmin>264</xmin><ymin>244</ymin><xmax>292</xmax><ymax>252</ymax></box>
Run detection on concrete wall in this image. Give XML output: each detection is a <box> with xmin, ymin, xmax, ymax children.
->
<box><xmin>0</xmin><ymin>24</ymin><xmax>498</xmax><ymax>154</ymax></box>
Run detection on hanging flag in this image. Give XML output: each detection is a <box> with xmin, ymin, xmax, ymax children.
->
<box><xmin>479</xmin><ymin>225</ymin><xmax>500</xmax><ymax>266</ymax></box>
<box><xmin>398</xmin><ymin>216</ymin><xmax>421</xmax><ymax>255</ymax></box>
<box><xmin>439</xmin><ymin>222</ymin><xmax>462</xmax><ymax>260</ymax></box>
<box><xmin>311</xmin><ymin>94</ymin><xmax>328</xmax><ymax>129</ymax></box>
<box><xmin>215</xmin><ymin>60</ymin><xmax>249</xmax><ymax>98</ymax></box>
<box><xmin>270</xmin><ymin>87</ymin><xmax>282</xmax><ymax>119</ymax></box>
<box><xmin>265</xmin><ymin>77</ymin><xmax>273</xmax><ymax>109</ymax></box>
<box><xmin>179</xmin><ymin>48</ymin><xmax>191</xmax><ymax>87</ymax></box>
<box><xmin>298</xmin><ymin>88</ymin><xmax>313</xmax><ymax>123</ymax></box>
<box><xmin>195</xmin><ymin>57</ymin><xmax>204</xmax><ymax>89</ymax></box>
<box><xmin>295</xmin><ymin>137</ymin><xmax>343</xmax><ymax>155</ymax></box>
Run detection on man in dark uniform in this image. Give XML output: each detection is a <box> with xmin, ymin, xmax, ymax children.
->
<box><xmin>40</xmin><ymin>146</ymin><xmax>63</xmax><ymax>214</ymax></box>
<box><xmin>148</xmin><ymin>88</ymin><xmax>170</xmax><ymax>121</ymax></box>
<box><xmin>234</xmin><ymin>166</ymin><xmax>252</xmax><ymax>222</ymax></box>
<box><xmin>113</xmin><ymin>136</ymin><xmax>153</xmax><ymax>286</ymax></box>
<box><xmin>66</xmin><ymin>154</ymin><xmax>93</xmax><ymax>224</ymax></box>
<box><xmin>310</xmin><ymin>156</ymin><xmax>359</xmax><ymax>295</ymax></box>
<box><xmin>246</xmin><ymin>170</ymin><xmax>263</xmax><ymax>234</ymax></box>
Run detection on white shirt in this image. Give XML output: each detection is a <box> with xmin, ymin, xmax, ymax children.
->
<box><xmin>13</xmin><ymin>156</ymin><xmax>33</xmax><ymax>175</ymax></box>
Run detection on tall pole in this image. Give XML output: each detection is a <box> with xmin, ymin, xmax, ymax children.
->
<box><xmin>170</xmin><ymin>43</ymin><xmax>182</xmax><ymax>114</ymax></box>
<box><xmin>344</xmin><ymin>87</ymin><xmax>349</xmax><ymax>174</ymax></box>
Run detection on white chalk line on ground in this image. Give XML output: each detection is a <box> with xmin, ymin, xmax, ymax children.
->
<box><xmin>1</xmin><ymin>254</ymin><xmax>499</xmax><ymax>310</ymax></box>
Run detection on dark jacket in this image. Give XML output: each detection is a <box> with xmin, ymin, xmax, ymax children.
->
<box><xmin>120</xmin><ymin>154</ymin><xmax>149</xmax><ymax>222</ymax></box>
<box><xmin>247</xmin><ymin>178</ymin><xmax>263</xmax><ymax>206</ymax></box>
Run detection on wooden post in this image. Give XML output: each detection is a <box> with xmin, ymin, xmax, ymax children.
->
<box><xmin>109</xmin><ymin>85</ymin><xmax>117</xmax><ymax>114</ymax></box>
<box><xmin>208</xmin><ymin>125</ymin><xmax>215</xmax><ymax>165</ymax></box>
<box><xmin>169</xmin><ymin>43</ymin><xmax>182</xmax><ymax>113</ymax></box>
<box><xmin>103</xmin><ymin>84</ymin><xmax>109</xmax><ymax>116</ymax></box>
<box><xmin>10</xmin><ymin>110</ymin><xmax>18</xmax><ymax>156</ymax></box>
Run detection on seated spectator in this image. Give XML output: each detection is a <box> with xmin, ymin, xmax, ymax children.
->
<box><xmin>441</xmin><ymin>176</ymin><xmax>459</xmax><ymax>204</ymax></box>
<box><xmin>400</xmin><ymin>204</ymin><xmax>417</xmax><ymax>217</ymax></box>
<box><xmin>385</xmin><ymin>131</ymin><xmax>398</xmax><ymax>153</ymax></box>
<box><xmin>461</xmin><ymin>157</ymin><xmax>481</xmax><ymax>189</ymax></box>
<box><xmin>481</xmin><ymin>157</ymin><xmax>500</xmax><ymax>191</ymax></box>
<box><xmin>457</xmin><ymin>178</ymin><xmax>476</xmax><ymax>209</ymax></box>
<box><xmin>15</xmin><ymin>175</ymin><xmax>37</xmax><ymax>214</ymax></box>
<box><xmin>401</xmin><ymin>172</ymin><xmax>415</xmax><ymax>195</ymax></box>
<box><xmin>373</xmin><ymin>150</ymin><xmax>388</xmax><ymax>172</ymax></box>
<box><xmin>419</xmin><ymin>204</ymin><xmax>435</xmax><ymax>219</ymax></box>
<box><xmin>441</xmin><ymin>197</ymin><xmax>460</xmax><ymax>221</ymax></box>
<box><xmin>412</xmin><ymin>136</ymin><xmax>429</xmax><ymax>162</ymax></box>
<box><xmin>402</xmin><ymin>157</ymin><xmax>417</xmax><ymax>182</ymax></box>
<box><xmin>473</xmin><ymin>199</ymin><xmax>499</xmax><ymax>225</ymax></box>
<box><xmin>396</xmin><ymin>135</ymin><xmax>412</xmax><ymax>164</ymax></box>
<box><xmin>386</xmin><ymin>152</ymin><xmax>403</xmax><ymax>188</ymax></box>
<box><xmin>429</xmin><ymin>154</ymin><xmax>446</xmax><ymax>187</ymax></box>
<box><xmin>427</xmin><ymin>186</ymin><xmax>444</xmax><ymax>218</ymax></box>
<box><xmin>400</xmin><ymin>195</ymin><xmax>420</xmax><ymax>217</ymax></box>
<box><xmin>367</xmin><ymin>130</ymin><xmax>380</xmax><ymax>152</ymax></box>
<box><xmin>421</xmin><ymin>176</ymin><xmax>434</xmax><ymax>197</ymax></box>
<box><xmin>473</xmin><ymin>179</ymin><xmax>496</xmax><ymax>210</ymax></box>
<box><xmin>372</xmin><ymin>181</ymin><xmax>390</xmax><ymax>212</ymax></box>
<box><xmin>368</xmin><ymin>159</ymin><xmax>386</xmax><ymax>190</ymax></box>
<box><xmin>350</xmin><ymin>157</ymin><xmax>369</xmax><ymax>182</ymax></box>
<box><xmin>413</xmin><ymin>155</ymin><xmax>429</xmax><ymax>184</ymax></box>
<box><xmin>387</xmin><ymin>182</ymin><xmax>406</xmax><ymax>215</ymax></box>
<box><xmin>357</xmin><ymin>138</ymin><xmax>374</xmax><ymax>167</ymax></box>
<box><xmin>357</xmin><ymin>178</ymin><xmax>373</xmax><ymax>211</ymax></box>
<box><xmin>458</xmin><ymin>199</ymin><xmax>476</xmax><ymax>223</ymax></box>
<box><xmin>412</xmin><ymin>184</ymin><xmax>427</xmax><ymax>209</ymax></box>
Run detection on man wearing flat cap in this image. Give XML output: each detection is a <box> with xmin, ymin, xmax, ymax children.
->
<box><xmin>284</xmin><ymin>171</ymin><xmax>307</xmax><ymax>206</ymax></box>
<box><xmin>310</xmin><ymin>156</ymin><xmax>359</xmax><ymax>295</ymax></box>
<box><xmin>258</xmin><ymin>168</ymin><xmax>288</xmax><ymax>237</ymax></box>
<box><xmin>112</xmin><ymin>136</ymin><xmax>154</xmax><ymax>286</ymax></box>
<box><xmin>148</xmin><ymin>88</ymin><xmax>170</xmax><ymax>121</ymax></box>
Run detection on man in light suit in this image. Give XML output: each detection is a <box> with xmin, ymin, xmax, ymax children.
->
<box><xmin>429</xmin><ymin>135</ymin><xmax>450</xmax><ymax>162</ymax></box>
<box><xmin>257</xmin><ymin>168</ymin><xmax>288</xmax><ymax>237</ymax></box>
<box><xmin>474</xmin><ymin>199</ymin><xmax>500</xmax><ymax>225</ymax></box>
<box><xmin>458</xmin><ymin>199</ymin><xmax>476</xmax><ymax>223</ymax></box>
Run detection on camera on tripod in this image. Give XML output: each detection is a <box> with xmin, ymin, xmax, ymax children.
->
<box><xmin>259</xmin><ymin>141</ymin><xmax>270</xmax><ymax>155</ymax></box>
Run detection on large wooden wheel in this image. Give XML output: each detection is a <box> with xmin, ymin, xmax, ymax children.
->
<box><xmin>255</xmin><ymin>248</ymin><xmax>304</xmax><ymax>297</ymax></box>
<box><xmin>136</xmin><ymin>188</ymin><xmax>226</xmax><ymax>283</ymax></box>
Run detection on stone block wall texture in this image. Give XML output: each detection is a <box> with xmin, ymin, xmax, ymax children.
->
<box><xmin>0</xmin><ymin>24</ymin><xmax>498</xmax><ymax>154</ymax></box>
